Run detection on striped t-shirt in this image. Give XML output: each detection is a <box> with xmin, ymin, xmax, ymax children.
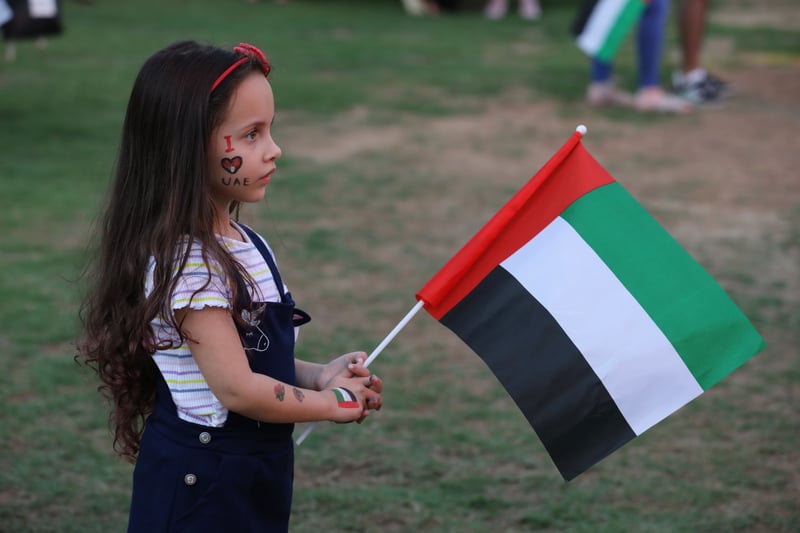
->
<box><xmin>145</xmin><ymin>222</ymin><xmax>285</xmax><ymax>426</ymax></box>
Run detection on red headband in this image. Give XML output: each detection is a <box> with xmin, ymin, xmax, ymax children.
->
<box><xmin>210</xmin><ymin>42</ymin><xmax>271</xmax><ymax>94</ymax></box>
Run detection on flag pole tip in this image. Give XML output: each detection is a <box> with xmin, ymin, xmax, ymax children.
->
<box><xmin>576</xmin><ymin>124</ymin><xmax>588</xmax><ymax>136</ymax></box>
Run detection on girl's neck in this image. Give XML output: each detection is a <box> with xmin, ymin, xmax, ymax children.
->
<box><xmin>213</xmin><ymin>207</ymin><xmax>244</xmax><ymax>242</ymax></box>
<box><xmin>213</xmin><ymin>207</ymin><xmax>230</xmax><ymax>232</ymax></box>
<box><xmin>216</xmin><ymin>218</ymin><xmax>245</xmax><ymax>242</ymax></box>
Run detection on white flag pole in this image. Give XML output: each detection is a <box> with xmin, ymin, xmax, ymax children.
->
<box><xmin>295</xmin><ymin>299</ymin><xmax>425</xmax><ymax>446</ymax></box>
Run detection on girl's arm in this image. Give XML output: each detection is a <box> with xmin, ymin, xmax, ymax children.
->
<box><xmin>295</xmin><ymin>359</ymin><xmax>337</xmax><ymax>391</ymax></box>
<box><xmin>178</xmin><ymin>307</ymin><xmax>378</xmax><ymax>424</ymax></box>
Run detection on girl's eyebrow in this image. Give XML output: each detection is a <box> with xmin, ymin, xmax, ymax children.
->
<box><xmin>238</xmin><ymin>119</ymin><xmax>268</xmax><ymax>132</ymax></box>
<box><xmin>242</xmin><ymin>116</ymin><xmax>275</xmax><ymax>130</ymax></box>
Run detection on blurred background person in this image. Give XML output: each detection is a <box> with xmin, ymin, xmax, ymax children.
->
<box><xmin>585</xmin><ymin>0</ymin><xmax>691</xmax><ymax>113</ymax></box>
<box><xmin>402</xmin><ymin>0</ymin><xmax>462</xmax><ymax>15</ymax></box>
<box><xmin>2</xmin><ymin>0</ymin><xmax>63</xmax><ymax>62</ymax></box>
<box><xmin>484</xmin><ymin>0</ymin><xmax>541</xmax><ymax>21</ymax></box>
<box><xmin>672</xmin><ymin>0</ymin><xmax>731</xmax><ymax>104</ymax></box>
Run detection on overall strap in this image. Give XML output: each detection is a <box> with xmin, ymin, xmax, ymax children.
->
<box><xmin>237</xmin><ymin>223</ymin><xmax>287</xmax><ymax>302</ymax></box>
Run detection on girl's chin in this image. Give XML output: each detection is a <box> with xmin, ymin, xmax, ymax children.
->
<box><xmin>245</xmin><ymin>189</ymin><xmax>268</xmax><ymax>203</ymax></box>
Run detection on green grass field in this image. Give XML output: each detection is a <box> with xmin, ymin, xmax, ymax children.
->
<box><xmin>1</xmin><ymin>0</ymin><xmax>798</xmax><ymax>531</ymax></box>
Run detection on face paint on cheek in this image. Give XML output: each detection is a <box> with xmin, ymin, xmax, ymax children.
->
<box><xmin>224</xmin><ymin>135</ymin><xmax>235</xmax><ymax>153</ymax></box>
<box><xmin>220</xmin><ymin>176</ymin><xmax>252</xmax><ymax>186</ymax></box>
<box><xmin>221</xmin><ymin>156</ymin><xmax>242</xmax><ymax>174</ymax></box>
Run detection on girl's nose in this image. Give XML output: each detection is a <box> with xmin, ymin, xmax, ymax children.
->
<box><xmin>266</xmin><ymin>138</ymin><xmax>281</xmax><ymax>161</ymax></box>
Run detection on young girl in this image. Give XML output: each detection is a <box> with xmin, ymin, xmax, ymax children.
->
<box><xmin>77</xmin><ymin>40</ymin><xmax>383</xmax><ymax>532</ymax></box>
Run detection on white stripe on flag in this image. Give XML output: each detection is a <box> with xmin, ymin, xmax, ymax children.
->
<box><xmin>29</xmin><ymin>0</ymin><xmax>58</xmax><ymax>18</ymax></box>
<box><xmin>500</xmin><ymin>216</ymin><xmax>703</xmax><ymax>435</ymax></box>
<box><xmin>577</xmin><ymin>0</ymin><xmax>628</xmax><ymax>57</ymax></box>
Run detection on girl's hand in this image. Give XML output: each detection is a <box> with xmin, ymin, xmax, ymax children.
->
<box><xmin>317</xmin><ymin>352</ymin><xmax>384</xmax><ymax>423</ymax></box>
<box><xmin>354</xmin><ymin>372</ymin><xmax>383</xmax><ymax>423</ymax></box>
<box><xmin>327</xmin><ymin>374</ymin><xmax>383</xmax><ymax>424</ymax></box>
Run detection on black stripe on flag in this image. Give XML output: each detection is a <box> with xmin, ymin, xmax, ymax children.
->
<box><xmin>440</xmin><ymin>266</ymin><xmax>636</xmax><ymax>480</ymax></box>
<box><xmin>571</xmin><ymin>0</ymin><xmax>600</xmax><ymax>36</ymax></box>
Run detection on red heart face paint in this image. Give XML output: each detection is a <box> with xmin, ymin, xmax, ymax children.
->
<box><xmin>221</xmin><ymin>156</ymin><xmax>243</xmax><ymax>174</ymax></box>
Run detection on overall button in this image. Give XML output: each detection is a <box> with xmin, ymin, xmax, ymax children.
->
<box><xmin>199</xmin><ymin>432</ymin><xmax>211</xmax><ymax>444</ymax></box>
<box><xmin>184</xmin><ymin>474</ymin><xmax>197</xmax><ymax>486</ymax></box>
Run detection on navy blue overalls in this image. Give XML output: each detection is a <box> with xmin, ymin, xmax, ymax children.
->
<box><xmin>128</xmin><ymin>225</ymin><xmax>310</xmax><ymax>533</ymax></box>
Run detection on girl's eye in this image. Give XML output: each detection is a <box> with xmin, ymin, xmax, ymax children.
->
<box><xmin>246</xmin><ymin>130</ymin><xmax>258</xmax><ymax>141</ymax></box>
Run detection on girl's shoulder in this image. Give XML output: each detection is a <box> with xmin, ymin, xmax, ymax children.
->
<box><xmin>228</xmin><ymin>221</ymin><xmax>277</xmax><ymax>260</ymax></box>
<box><xmin>228</xmin><ymin>222</ymin><xmax>284</xmax><ymax>302</ymax></box>
<box><xmin>146</xmin><ymin>226</ymin><xmax>282</xmax><ymax>306</ymax></box>
<box><xmin>145</xmin><ymin>236</ymin><xmax>231</xmax><ymax>305</ymax></box>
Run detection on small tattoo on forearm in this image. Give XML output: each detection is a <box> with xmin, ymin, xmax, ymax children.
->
<box><xmin>274</xmin><ymin>384</ymin><xmax>285</xmax><ymax>401</ymax></box>
<box><xmin>293</xmin><ymin>388</ymin><xmax>305</xmax><ymax>402</ymax></box>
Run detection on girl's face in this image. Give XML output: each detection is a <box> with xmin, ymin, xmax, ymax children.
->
<box><xmin>208</xmin><ymin>72</ymin><xmax>281</xmax><ymax>210</ymax></box>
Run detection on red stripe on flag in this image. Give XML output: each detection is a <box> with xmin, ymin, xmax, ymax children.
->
<box><xmin>416</xmin><ymin>132</ymin><xmax>615</xmax><ymax>320</ymax></box>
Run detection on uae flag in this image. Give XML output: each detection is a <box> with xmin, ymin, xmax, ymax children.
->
<box><xmin>572</xmin><ymin>0</ymin><xmax>649</xmax><ymax>62</ymax></box>
<box><xmin>416</xmin><ymin>127</ymin><xmax>765</xmax><ymax>481</ymax></box>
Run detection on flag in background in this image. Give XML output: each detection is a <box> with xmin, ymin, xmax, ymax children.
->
<box><xmin>416</xmin><ymin>127</ymin><xmax>765</xmax><ymax>481</ymax></box>
<box><xmin>2</xmin><ymin>0</ymin><xmax>63</xmax><ymax>40</ymax></box>
<box><xmin>572</xmin><ymin>0</ymin><xmax>649</xmax><ymax>62</ymax></box>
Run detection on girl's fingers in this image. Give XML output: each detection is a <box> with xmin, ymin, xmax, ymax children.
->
<box><xmin>346</xmin><ymin>355</ymin><xmax>369</xmax><ymax>377</ymax></box>
<box><xmin>364</xmin><ymin>373</ymin><xmax>383</xmax><ymax>393</ymax></box>
<box><xmin>364</xmin><ymin>395</ymin><xmax>382</xmax><ymax>411</ymax></box>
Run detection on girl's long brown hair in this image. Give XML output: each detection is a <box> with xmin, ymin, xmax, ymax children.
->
<box><xmin>76</xmin><ymin>41</ymin><xmax>265</xmax><ymax>461</ymax></box>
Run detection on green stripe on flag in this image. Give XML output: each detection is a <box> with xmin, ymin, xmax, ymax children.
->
<box><xmin>333</xmin><ymin>388</ymin><xmax>347</xmax><ymax>402</ymax></box>
<box><xmin>596</xmin><ymin>0</ymin><xmax>646</xmax><ymax>62</ymax></box>
<box><xmin>562</xmin><ymin>183</ymin><xmax>765</xmax><ymax>390</ymax></box>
